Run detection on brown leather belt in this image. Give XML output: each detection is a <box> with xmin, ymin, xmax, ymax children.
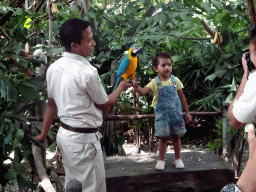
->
<box><xmin>60</xmin><ymin>122</ymin><xmax>98</xmax><ymax>133</ymax></box>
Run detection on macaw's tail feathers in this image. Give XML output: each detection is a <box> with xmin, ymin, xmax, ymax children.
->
<box><xmin>103</xmin><ymin>106</ymin><xmax>114</xmax><ymax>121</ymax></box>
<box><xmin>112</xmin><ymin>76</ymin><xmax>122</xmax><ymax>92</ymax></box>
<box><xmin>103</xmin><ymin>109</ymin><xmax>110</xmax><ymax>121</ymax></box>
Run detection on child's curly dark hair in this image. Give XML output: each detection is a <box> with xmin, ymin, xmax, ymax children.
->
<box><xmin>152</xmin><ymin>52</ymin><xmax>173</xmax><ymax>70</ymax></box>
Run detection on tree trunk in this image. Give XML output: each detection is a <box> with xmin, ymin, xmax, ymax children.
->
<box><xmin>32</xmin><ymin>143</ymin><xmax>56</xmax><ymax>192</ymax></box>
<box><xmin>103</xmin><ymin>60</ymin><xmax>118</xmax><ymax>156</ymax></box>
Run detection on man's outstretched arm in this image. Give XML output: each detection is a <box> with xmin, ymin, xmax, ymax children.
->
<box><xmin>34</xmin><ymin>98</ymin><xmax>57</xmax><ymax>142</ymax></box>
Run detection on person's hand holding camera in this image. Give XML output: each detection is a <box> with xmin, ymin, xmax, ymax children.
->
<box><xmin>241</xmin><ymin>53</ymin><xmax>249</xmax><ymax>73</ymax></box>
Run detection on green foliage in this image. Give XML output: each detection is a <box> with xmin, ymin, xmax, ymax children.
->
<box><xmin>208</xmin><ymin>119</ymin><xmax>222</xmax><ymax>152</ymax></box>
<box><xmin>0</xmin><ymin>0</ymin><xmax>253</xmax><ymax>188</ymax></box>
<box><xmin>112</xmin><ymin>135</ymin><xmax>126</xmax><ymax>156</ymax></box>
<box><xmin>0</xmin><ymin>1</ymin><xmax>49</xmax><ymax>190</ymax></box>
<box><xmin>85</xmin><ymin>0</ymin><xmax>251</xmax><ymax>112</ymax></box>
<box><xmin>0</xmin><ymin>112</ymin><xmax>39</xmax><ymax>190</ymax></box>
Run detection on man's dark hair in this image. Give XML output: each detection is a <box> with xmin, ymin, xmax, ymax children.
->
<box><xmin>152</xmin><ymin>52</ymin><xmax>173</xmax><ymax>69</ymax></box>
<box><xmin>251</xmin><ymin>26</ymin><xmax>256</xmax><ymax>41</ymax></box>
<box><xmin>59</xmin><ymin>18</ymin><xmax>90</xmax><ymax>52</ymax></box>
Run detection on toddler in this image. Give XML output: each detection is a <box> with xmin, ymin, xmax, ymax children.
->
<box><xmin>133</xmin><ymin>52</ymin><xmax>192</xmax><ymax>170</ymax></box>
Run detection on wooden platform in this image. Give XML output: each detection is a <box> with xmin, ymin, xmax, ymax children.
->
<box><xmin>105</xmin><ymin>151</ymin><xmax>235</xmax><ymax>192</ymax></box>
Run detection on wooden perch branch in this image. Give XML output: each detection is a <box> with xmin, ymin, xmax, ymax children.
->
<box><xmin>200</xmin><ymin>19</ymin><xmax>227</xmax><ymax>54</ymax></box>
<box><xmin>32</xmin><ymin>143</ymin><xmax>56</xmax><ymax>192</ymax></box>
<box><xmin>200</xmin><ymin>20</ymin><xmax>215</xmax><ymax>38</ymax></box>
<box><xmin>0</xmin><ymin>27</ymin><xmax>11</xmax><ymax>40</ymax></box>
<box><xmin>5</xmin><ymin>53</ymin><xmax>35</xmax><ymax>78</ymax></box>
<box><xmin>105</xmin><ymin>112</ymin><xmax>223</xmax><ymax>121</ymax></box>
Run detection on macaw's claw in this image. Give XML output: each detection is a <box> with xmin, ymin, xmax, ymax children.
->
<box><xmin>128</xmin><ymin>80</ymin><xmax>133</xmax><ymax>85</ymax></box>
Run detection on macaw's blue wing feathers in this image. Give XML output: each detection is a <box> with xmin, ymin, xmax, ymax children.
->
<box><xmin>116</xmin><ymin>57</ymin><xmax>130</xmax><ymax>80</ymax></box>
<box><xmin>112</xmin><ymin>76</ymin><xmax>122</xmax><ymax>92</ymax></box>
<box><xmin>112</xmin><ymin>57</ymin><xmax>130</xmax><ymax>92</ymax></box>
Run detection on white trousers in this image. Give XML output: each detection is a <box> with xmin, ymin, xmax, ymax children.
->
<box><xmin>57</xmin><ymin>128</ymin><xmax>106</xmax><ymax>192</ymax></box>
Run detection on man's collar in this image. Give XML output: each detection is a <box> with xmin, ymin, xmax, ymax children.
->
<box><xmin>63</xmin><ymin>52</ymin><xmax>89</xmax><ymax>64</ymax></box>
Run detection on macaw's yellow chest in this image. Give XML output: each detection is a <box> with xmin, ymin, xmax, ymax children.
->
<box><xmin>121</xmin><ymin>56</ymin><xmax>138</xmax><ymax>80</ymax></box>
<box><xmin>126</xmin><ymin>57</ymin><xmax>138</xmax><ymax>73</ymax></box>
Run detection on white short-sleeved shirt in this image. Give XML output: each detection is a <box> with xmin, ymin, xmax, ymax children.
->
<box><xmin>46</xmin><ymin>52</ymin><xmax>109</xmax><ymax>128</ymax></box>
<box><xmin>233</xmin><ymin>71</ymin><xmax>256</xmax><ymax>123</ymax></box>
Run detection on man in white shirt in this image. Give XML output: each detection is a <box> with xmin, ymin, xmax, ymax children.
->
<box><xmin>225</xmin><ymin>26</ymin><xmax>256</xmax><ymax>192</ymax></box>
<box><xmin>34</xmin><ymin>18</ymin><xmax>131</xmax><ymax>192</ymax></box>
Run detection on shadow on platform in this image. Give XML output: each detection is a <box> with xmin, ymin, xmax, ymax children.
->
<box><xmin>105</xmin><ymin>152</ymin><xmax>235</xmax><ymax>192</ymax></box>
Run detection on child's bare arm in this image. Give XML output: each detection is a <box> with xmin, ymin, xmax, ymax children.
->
<box><xmin>132</xmin><ymin>80</ymin><xmax>151</xmax><ymax>96</ymax></box>
<box><xmin>177</xmin><ymin>89</ymin><xmax>192</xmax><ymax>123</ymax></box>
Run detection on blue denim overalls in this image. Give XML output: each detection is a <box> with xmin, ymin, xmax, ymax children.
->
<box><xmin>154</xmin><ymin>75</ymin><xmax>186</xmax><ymax>137</ymax></box>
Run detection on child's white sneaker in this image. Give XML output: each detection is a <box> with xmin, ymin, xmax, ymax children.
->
<box><xmin>155</xmin><ymin>160</ymin><xmax>165</xmax><ymax>171</ymax></box>
<box><xmin>174</xmin><ymin>159</ymin><xmax>184</xmax><ymax>168</ymax></box>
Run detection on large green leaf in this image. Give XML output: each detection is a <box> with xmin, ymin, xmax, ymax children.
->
<box><xmin>5</xmin><ymin>42</ymin><xmax>23</xmax><ymax>53</ymax></box>
<box><xmin>15</xmin><ymin>129</ymin><xmax>24</xmax><ymax>142</ymax></box>
<box><xmin>212</xmin><ymin>0</ymin><xmax>222</xmax><ymax>9</ymax></box>
<box><xmin>13</xmin><ymin>8</ymin><xmax>23</xmax><ymax>16</ymax></box>
<box><xmin>0</xmin><ymin>5</ymin><xmax>11</xmax><ymax>13</ymax></box>
<box><xmin>0</xmin><ymin>62</ymin><xmax>6</xmax><ymax>70</ymax></box>
<box><xmin>0</xmin><ymin>79</ymin><xmax>7</xmax><ymax>98</ymax></box>
<box><xmin>230</xmin><ymin>76</ymin><xmax>238</xmax><ymax>92</ymax></box>
<box><xmin>225</xmin><ymin>92</ymin><xmax>235</xmax><ymax>103</ymax></box>
<box><xmin>3</xmin><ymin>170</ymin><xmax>17</xmax><ymax>181</ymax></box>
<box><xmin>16</xmin><ymin>58</ymin><xmax>28</xmax><ymax>69</ymax></box>
<box><xmin>17</xmin><ymin>175</ymin><xmax>36</xmax><ymax>191</ymax></box>
<box><xmin>17</xmin><ymin>81</ymin><xmax>40</xmax><ymax>102</ymax></box>
<box><xmin>205</xmin><ymin>68</ymin><xmax>226</xmax><ymax>81</ymax></box>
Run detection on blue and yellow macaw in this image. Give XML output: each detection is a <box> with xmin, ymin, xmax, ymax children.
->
<box><xmin>113</xmin><ymin>44</ymin><xmax>143</xmax><ymax>91</ymax></box>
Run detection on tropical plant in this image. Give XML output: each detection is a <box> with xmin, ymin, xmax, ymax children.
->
<box><xmin>0</xmin><ymin>1</ymin><xmax>49</xmax><ymax>190</ymax></box>
<box><xmin>0</xmin><ymin>0</ymin><xmax>253</xmax><ymax>189</ymax></box>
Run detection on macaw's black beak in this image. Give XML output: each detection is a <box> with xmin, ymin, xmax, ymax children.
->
<box><xmin>131</xmin><ymin>46</ymin><xmax>143</xmax><ymax>56</ymax></box>
<box><xmin>137</xmin><ymin>47</ymin><xmax>143</xmax><ymax>54</ymax></box>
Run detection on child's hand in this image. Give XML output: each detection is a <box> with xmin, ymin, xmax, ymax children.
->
<box><xmin>130</xmin><ymin>79</ymin><xmax>150</xmax><ymax>96</ymax></box>
<box><xmin>184</xmin><ymin>112</ymin><xmax>192</xmax><ymax>124</ymax></box>
<box><xmin>132</xmin><ymin>79</ymin><xmax>139</xmax><ymax>88</ymax></box>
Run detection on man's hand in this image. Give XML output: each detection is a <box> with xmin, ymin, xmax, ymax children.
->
<box><xmin>96</xmin><ymin>79</ymin><xmax>132</xmax><ymax>110</ymax></box>
<box><xmin>33</xmin><ymin>98</ymin><xmax>57</xmax><ymax>143</ymax></box>
<box><xmin>118</xmin><ymin>79</ymin><xmax>133</xmax><ymax>91</ymax></box>
<box><xmin>34</xmin><ymin>133</ymin><xmax>47</xmax><ymax>142</ymax></box>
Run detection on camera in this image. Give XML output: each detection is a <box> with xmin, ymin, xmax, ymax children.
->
<box><xmin>238</xmin><ymin>52</ymin><xmax>255</xmax><ymax>72</ymax></box>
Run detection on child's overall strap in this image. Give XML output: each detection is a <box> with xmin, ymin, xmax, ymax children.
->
<box><xmin>155</xmin><ymin>75</ymin><xmax>177</xmax><ymax>86</ymax></box>
<box><xmin>170</xmin><ymin>75</ymin><xmax>177</xmax><ymax>85</ymax></box>
<box><xmin>154</xmin><ymin>76</ymin><xmax>161</xmax><ymax>86</ymax></box>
